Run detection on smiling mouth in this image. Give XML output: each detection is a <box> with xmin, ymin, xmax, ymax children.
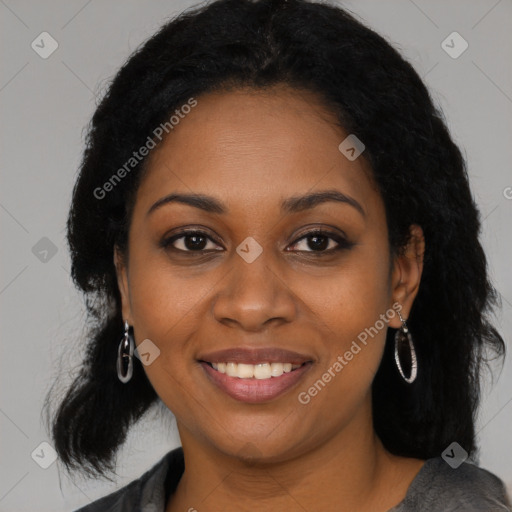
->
<box><xmin>199</xmin><ymin>359</ymin><xmax>313</xmax><ymax>403</ymax></box>
<box><xmin>201</xmin><ymin>361</ymin><xmax>308</xmax><ymax>379</ymax></box>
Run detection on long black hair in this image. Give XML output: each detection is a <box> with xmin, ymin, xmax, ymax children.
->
<box><xmin>42</xmin><ymin>0</ymin><xmax>505</xmax><ymax>480</ymax></box>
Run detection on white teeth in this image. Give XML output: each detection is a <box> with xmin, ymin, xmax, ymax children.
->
<box><xmin>209</xmin><ymin>361</ymin><xmax>303</xmax><ymax>379</ymax></box>
<box><xmin>226</xmin><ymin>362</ymin><xmax>238</xmax><ymax>377</ymax></box>
<box><xmin>254</xmin><ymin>363</ymin><xmax>271</xmax><ymax>379</ymax></box>
<box><xmin>237</xmin><ymin>363</ymin><xmax>254</xmax><ymax>379</ymax></box>
<box><xmin>270</xmin><ymin>362</ymin><xmax>284</xmax><ymax>376</ymax></box>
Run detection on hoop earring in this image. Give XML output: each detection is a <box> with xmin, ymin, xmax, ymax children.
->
<box><xmin>117</xmin><ymin>320</ymin><xmax>134</xmax><ymax>383</ymax></box>
<box><xmin>394</xmin><ymin>309</ymin><xmax>417</xmax><ymax>384</ymax></box>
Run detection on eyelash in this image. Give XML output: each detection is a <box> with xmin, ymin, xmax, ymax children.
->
<box><xmin>160</xmin><ymin>228</ymin><xmax>354</xmax><ymax>256</ymax></box>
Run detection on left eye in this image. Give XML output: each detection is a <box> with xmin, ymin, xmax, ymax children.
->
<box><xmin>289</xmin><ymin>230</ymin><xmax>345</xmax><ymax>253</ymax></box>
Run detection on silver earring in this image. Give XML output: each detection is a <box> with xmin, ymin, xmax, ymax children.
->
<box><xmin>394</xmin><ymin>310</ymin><xmax>417</xmax><ymax>384</ymax></box>
<box><xmin>117</xmin><ymin>321</ymin><xmax>134</xmax><ymax>383</ymax></box>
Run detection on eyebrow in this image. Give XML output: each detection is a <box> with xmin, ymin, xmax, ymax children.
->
<box><xmin>147</xmin><ymin>189</ymin><xmax>366</xmax><ymax>218</ymax></box>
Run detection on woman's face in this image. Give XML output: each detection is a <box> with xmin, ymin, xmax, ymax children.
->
<box><xmin>115</xmin><ymin>84</ymin><xmax>422</xmax><ymax>462</ymax></box>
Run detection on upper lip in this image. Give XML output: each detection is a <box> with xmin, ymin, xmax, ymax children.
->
<box><xmin>198</xmin><ymin>347</ymin><xmax>313</xmax><ymax>365</ymax></box>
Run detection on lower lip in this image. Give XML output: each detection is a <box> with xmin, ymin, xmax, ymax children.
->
<box><xmin>200</xmin><ymin>362</ymin><xmax>313</xmax><ymax>403</ymax></box>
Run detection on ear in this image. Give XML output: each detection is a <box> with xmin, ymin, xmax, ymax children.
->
<box><xmin>388</xmin><ymin>224</ymin><xmax>425</xmax><ymax>329</ymax></box>
<box><xmin>114</xmin><ymin>245</ymin><xmax>133</xmax><ymax>324</ymax></box>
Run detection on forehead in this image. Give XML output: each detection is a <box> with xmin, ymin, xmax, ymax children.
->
<box><xmin>134</xmin><ymin>85</ymin><xmax>380</xmax><ymax>219</ymax></box>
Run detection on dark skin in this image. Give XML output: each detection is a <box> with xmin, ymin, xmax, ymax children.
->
<box><xmin>114</xmin><ymin>84</ymin><xmax>426</xmax><ymax>512</ymax></box>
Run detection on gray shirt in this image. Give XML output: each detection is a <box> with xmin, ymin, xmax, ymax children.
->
<box><xmin>74</xmin><ymin>447</ymin><xmax>511</xmax><ymax>511</ymax></box>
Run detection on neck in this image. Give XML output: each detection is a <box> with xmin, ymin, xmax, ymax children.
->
<box><xmin>166</xmin><ymin>398</ymin><xmax>422</xmax><ymax>512</ymax></box>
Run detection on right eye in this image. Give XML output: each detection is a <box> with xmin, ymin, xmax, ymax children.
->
<box><xmin>160</xmin><ymin>229</ymin><xmax>223</xmax><ymax>253</ymax></box>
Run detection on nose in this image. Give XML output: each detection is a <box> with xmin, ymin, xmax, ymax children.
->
<box><xmin>211</xmin><ymin>247</ymin><xmax>297</xmax><ymax>332</ymax></box>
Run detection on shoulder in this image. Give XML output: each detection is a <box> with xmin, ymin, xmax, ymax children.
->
<box><xmin>393</xmin><ymin>457</ymin><xmax>511</xmax><ymax>511</ymax></box>
<box><xmin>73</xmin><ymin>447</ymin><xmax>184</xmax><ymax>512</ymax></box>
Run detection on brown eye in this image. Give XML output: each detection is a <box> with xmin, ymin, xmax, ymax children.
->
<box><xmin>161</xmin><ymin>230</ymin><xmax>222</xmax><ymax>252</ymax></box>
<box><xmin>288</xmin><ymin>230</ymin><xmax>354</xmax><ymax>254</ymax></box>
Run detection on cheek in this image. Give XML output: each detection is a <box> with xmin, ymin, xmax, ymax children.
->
<box><xmin>127</xmin><ymin>266</ymin><xmax>201</xmax><ymax>415</ymax></box>
<box><xmin>309</xmin><ymin>245</ymin><xmax>391</xmax><ymax>330</ymax></box>
<box><xmin>127</xmin><ymin>249</ymin><xmax>207</xmax><ymax>334</ymax></box>
<box><xmin>307</xmin><ymin>245</ymin><xmax>392</xmax><ymax>386</ymax></box>
<box><xmin>125</xmin><ymin>256</ymin><xmax>205</xmax><ymax>384</ymax></box>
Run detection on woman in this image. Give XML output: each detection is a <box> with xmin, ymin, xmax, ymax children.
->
<box><xmin>43</xmin><ymin>0</ymin><xmax>511</xmax><ymax>510</ymax></box>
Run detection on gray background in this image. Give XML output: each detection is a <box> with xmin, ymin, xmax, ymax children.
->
<box><xmin>1</xmin><ymin>0</ymin><xmax>511</xmax><ymax>510</ymax></box>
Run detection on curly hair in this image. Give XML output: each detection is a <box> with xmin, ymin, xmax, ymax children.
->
<box><xmin>42</xmin><ymin>0</ymin><xmax>505</xmax><ymax>481</ymax></box>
